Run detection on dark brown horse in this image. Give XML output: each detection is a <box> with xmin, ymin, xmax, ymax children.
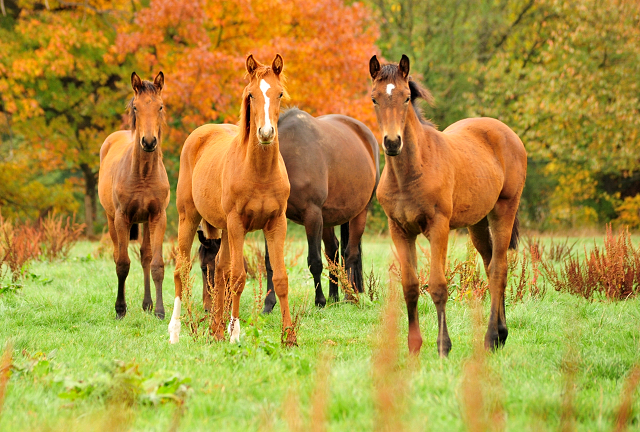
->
<box><xmin>170</xmin><ymin>54</ymin><xmax>293</xmax><ymax>345</ymax></box>
<box><xmin>369</xmin><ymin>55</ymin><xmax>527</xmax><ymax>356</ymax></box>
<box><xmin>98</xmin><ymin>72</ymin><xmax>170</xmax><ymax>319</ymax></box>
<box><xmin>261</xmin><ymin>108</ymin><xmax>379</xmax><ymax>312</ymax></box>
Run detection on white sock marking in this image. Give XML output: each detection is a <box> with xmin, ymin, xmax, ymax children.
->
<box><xmin>260</xmin><ymin>79</ymin><xmax>272</xmax><ymax>133</ymax></box>
<box><xmin>168</xmin><ymin>296</ymin><xmax>181</xmax><ymax>344</ymax></box>
<box><xmin>386</xmin><ymin>83</ymin><xmax>395</xmax><ymax>95</ymax></box>
<box><xmin>228</xmin><ymin>316</ymin><xmax>241</xmax><ymax>344</ymax></box>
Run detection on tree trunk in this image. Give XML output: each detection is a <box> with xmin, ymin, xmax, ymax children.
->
<box><xmin>81</xmin><ymin>163</ymin><xmax>97</xmax><ymax>239</ymax></box>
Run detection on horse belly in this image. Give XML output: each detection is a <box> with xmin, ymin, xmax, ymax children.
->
<box><xmin>449</xmin><ymin>174</ymin><xmax>503</xmax><ymax>228</ymax></box>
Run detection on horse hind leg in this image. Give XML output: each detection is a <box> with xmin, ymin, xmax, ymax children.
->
<box><xmin>140</xmin><ymin>222</ymin><xmax>153</xmax><ymax>313</ymax></box>
<box><xmin>485</xmin><ymin>199</ymin><xmax>520</xmax><ymax>350</ymax></box>
<box><xmin>303</xmin><ymin>207</ymin><xmax>325</xmax><ymax>307</ymax></box>
<box><xmin>322</xmin><ymin>227</ymin><xmax>340</xmax><ymax>302</ymax></box>
<box><xmin>468</xmin><ymin>217</ymin><xmax>493</xmax><ymax>277</ymax></box>
<box><xmin>262</xmin><ymin>236</ymin><xmax>277</xmax><ymax>314</ymax></box>
<box><xmin>344</xmin><ymin>208</ymin><xmax>367</xmax><ymax>294</ymax></box>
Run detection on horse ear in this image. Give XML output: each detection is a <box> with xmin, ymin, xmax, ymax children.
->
<box><xmin>369</xmin><ymin>55</ymin><xmax>381</xmax><ymax>80</ymax></box>
<box><xmin>246</xmin><ymin>54</ymin><xmax>258</xmax><ymax>77</ymax></box>
<box><xmin>272</xmin><ymin>54</ymin><xmax>283</xmax><ymax>76</ymax></box>
<box><xmin>398</xmin><ymin>54</ymin><xmax>410</xmax><ymax>81</ymax></box>
<box><xmin>153</xmin><ymin>71</ymin><xmax>164</xmax><ymax>92</ymax></box>
<box><xmin>197</xmin><ymin>229</ymin><xmax>207</xmax><ymax>245</ymax></box>
<box><xmin>131</xmin><ymin>72</ymin><xmax>143</xmax><ymax>95</ymax></box>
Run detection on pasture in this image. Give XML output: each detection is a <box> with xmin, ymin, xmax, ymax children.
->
<box><xmin>1</xmin><ymin>228</ymin><xmax>639</xmax><ymax>431</ymax></box>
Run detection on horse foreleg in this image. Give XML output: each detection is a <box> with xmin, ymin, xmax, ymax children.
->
<box><xmin>389</xmin><ymin>220</ymin><xmax>421</xmax><ymax>354</ymax></box>
<box><xmin>322</xmin><ymin>227</ymin><xmax>340</xmax><ymax>302</ymax></box>
<box><xmin>113</xmin><ymin>212</ymin><xmax>131</xmax><ymax>319</ymax></box>
<box><xmin>485</xmin><ymin>200</ymin><xmax>518</xmax><ymax>350</ymax></box>
<box><xmin>169</xmin><ymin>207</ymin><xmax>200</xmax><ymax>343</ymax></box>
<box><xmin>345</xmin><ymin>208</ymin><xmax>367</xmax><ymax>294</ymax></box>
<box><xmin>262</xmin><ymin>236</ymin><xmax>276</xmax><ymax>314</ymax></box>
<box><xmin>304</xmin><ymin>207</ymin><xmax>325</xmax><ymax>308</ymax></box>
<box><xmin>149</xmin><ymin>212</ymin><xmax>166</xmax><ymax>320</ymax></box>
<box><xmin>212</xmin><ymin>231</ymin><xmax>230</xmax><ymax>341</ymax></box>
<box><xmin>265</xmin><ymin>214</ymin><xmax>295</xmax><ymax>346</ymax></box>
<box><xmin>468</xmin><ymin>217</ymin><xmax>492</xmax><ymax>277</ymax></box>
<box><xmin>425</xmin><ymin>216</ymin><xmax>452</xmax><ymax>357</ymax></box>
<box><xmin>226</xmin><ymin>213</ymin><xmax>247</xmax><ymax>344</ymax></box>
<box><xmin>141</xmin><ymin>222</ymin><xmax>153</xmax><ymax>313</ymax></box>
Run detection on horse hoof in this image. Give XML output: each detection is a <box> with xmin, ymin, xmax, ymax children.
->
<box><xmin>437</xmin><ymin>337</ymin><xmax>452</xmax><ymax>358</ymax></box>
<box><xmin>142</xmin><ymin>301</ymin><xmax>153</xmax><ymax>312</ymax></box>
<box><xmin>115</xmin><ymin>304</ymin><xmax>127</xmax><ymax>319</ymax></box>
<box><xmin>315</xmin><ymin>296</ymin><xmax>326</xmax><ymax>308</ymax></box>
<box><xmin>155</xmin><ymin>310</ymin><xmax>165</xmax><ymax>320</ymax></box>
<box><xmin>262</xmin><ymin>303</ymin><xmax>275</xmax><ymax>314</ymax></box>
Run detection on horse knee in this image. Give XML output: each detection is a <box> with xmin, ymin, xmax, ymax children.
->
<box><xmin>116</xmin><ymin>261</ymin><xmax>130</xmax><ymax>279</ymax></box>
<box><xmin>151</xmin><ymin>263</ymin><xmax>164</xmax><ymax>282</ymax></box>
<box><xmin>403</xmin><ymin>283</ymin><xmax>420</xmax><ymax>305</ymax></box>
<box><xmin>307</xmin><ymin>256</ymin><xmax>323</xmax><ymax>276</ymax></box>
<box><xmin>273</xmin><ymin>274</ymin><xmax>289</xmax><ymax>297</ymax></box>
<box><xmin>428</xmin><ymin>282</ymin><xmax>448</xmax><ymax>306</ymax></box>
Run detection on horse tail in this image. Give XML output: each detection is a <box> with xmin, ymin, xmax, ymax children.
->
<box><xmin>509</xmin><ymin>213</ymin><xmax>520</xmax><ymax>250</ymax></box>
<box><xmin>130</xmin><ymin>224</ymin><xmax>139</xmax><ymax>241</ymax></box>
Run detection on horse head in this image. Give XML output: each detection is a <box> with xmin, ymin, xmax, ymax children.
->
<box><xmin>242</xmin><ymin>54</ymin><xmax>286</xmax><ymax>145</ymax></box>
<box><xmin>129</xmin><ymin>71</ymin><xmax>165</xmax><ymax>153</ymax></box>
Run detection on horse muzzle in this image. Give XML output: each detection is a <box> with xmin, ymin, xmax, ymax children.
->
<box><xmin>383</xmin><ymin>136</ymin><xmax>403</xmax><ymax>156</ymax></box>
<box><xmin>257</xmin><ymin>126</ymin><xmax>275</xmax><ymax>145</ymax></box>
<box><xmin>141</xmin><ymin>136</ymin><xmax>158</xmax><ymax>152</ymax></box>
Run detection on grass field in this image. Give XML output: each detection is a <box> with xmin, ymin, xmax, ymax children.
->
<box><xmin>1</xmin><ymin>227</ymin><xmax>639</xmax><ymax>431</ymax></box>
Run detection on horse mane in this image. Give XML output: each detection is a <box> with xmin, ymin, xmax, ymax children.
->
<box><xmin>238</xmin><ymin>66</ymin><xmax>288</xmax><ymax>144</ymax></box>
<box><xmin>376</xmin><ymin>64</ymin><xmax>437</xmax><ymax>129</ymax></box>
<box><xmin>126</xmin><ymin>80</ymin><xmax>162</xmax><ymax>131</ymax></box>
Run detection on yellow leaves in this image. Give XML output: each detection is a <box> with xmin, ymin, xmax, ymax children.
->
<box><xmin>615</xmin><ymin>195</ymin><xmax>640</xmax><ymax>229</ymax></box>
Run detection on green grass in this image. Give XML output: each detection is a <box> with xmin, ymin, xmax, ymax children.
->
<box><xmin>1</xmin><ymin>230</ymin><xmax>640</xmax><ymax>431</ymax></box>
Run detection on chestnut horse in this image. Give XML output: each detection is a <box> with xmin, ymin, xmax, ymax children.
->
<box><xmin>169</xmin><ymin>54</ymin><xmax>294</xmax><ymax>345</ymax></box>
<box><xmin>98</xmin><ymin>72</ymin><xmax>170</xmax><ymax>319</ymax></box>
<box><xmin>369</xmin><ymin>55</ymin><xmax>527</xmax><ymax>356</ymax></box>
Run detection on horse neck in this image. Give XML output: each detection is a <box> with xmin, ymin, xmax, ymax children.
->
<box><xmin>240</xmin><ymin>120</ymin><xmax>282</xmax><ymax>179</ymax></box>
<box><xmin>131</xmin><ymin>133</ymin><xmax>162</xmax><ymax>179</ymax></box>
<box><xmin>386</xmin><ymin>109</ymin><xmax>435</xmax><ymax>184</ymax></box>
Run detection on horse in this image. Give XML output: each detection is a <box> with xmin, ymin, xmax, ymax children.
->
<box><xmin>98</xmin><ymin>71</ymin><xmax>170</xmax><ymax>320</ymax></box>
<box><xmin>259</xmin><ymin>108</ymin><xmax>379</xmax><ymax>313</ymax></box>
<box><xmin>169</xmin><ymin>54</ymin><xmax>294</xmax><ymax>345</ymax></box>
<box><xmin>369</xmin><ymin>55</ymin><xmax>527</xmax><ymax>356</ymax></box>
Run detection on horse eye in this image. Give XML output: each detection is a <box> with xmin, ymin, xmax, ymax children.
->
<box><xmin>133</xmin><ymin>106</ymin><xmax>137</xmax><ymax>111</ymax></box>
<box><xmin>249</xmin><ymin>93</ymin><xmax>254</xmax><ymax>99</ymax></box>
<box><xmin>159</xmin><ymin>106</ymin><xmax>163</xmax><ymax>111</ymax></box>
<box><xmin>279</xmin><ymin>92</ymin><xmax>283</xmax><ymax>98</ymax></box>
<box><xmin>372</xmin><ymin>98</ymin><xmax>378</xmax><ymax>105</ymax></box>
<box><xmin>404</xmin><ymin>97</ymin><xmax>411</xmax><ymax>103</ymax></box>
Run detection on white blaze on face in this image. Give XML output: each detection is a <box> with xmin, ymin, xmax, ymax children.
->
<box><xmin>168</xmin><ymin>296</ymin><xmax>181</xmax><ymax>344</ymax></box>
<box><xmin>228</xmin><ymin>316</ymin><xmax>241</xmax><ymax>344</ymax></box>
<box><xmin>260</xmin><ymin>79</ymin><xmax>272</xmax><ymax>132</ymax></box>
<box><xmin>386</xmin><ymin>83</ymin><xmax>396</xmax><ymax>96</ymax></box>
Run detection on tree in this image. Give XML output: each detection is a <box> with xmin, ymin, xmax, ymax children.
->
<box><xmin>0</xmin><ymin>0</ymin><xmax>134</xmax><ymax>233</ymax></box>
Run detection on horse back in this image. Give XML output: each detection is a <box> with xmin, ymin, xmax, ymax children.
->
<box><xmin>178</xmin><ymin>124</ymin><xmax>238</xmax><ymax>230</ymax></box>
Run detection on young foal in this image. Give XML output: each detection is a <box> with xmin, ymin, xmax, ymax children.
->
<box><xmin>169</xmin><ymin>54</ymin><xmax>293</xmax><ymax>345</ymax></box>
<box><xmin>98</xmin><ymin>72</ymin><xmax>170</xmax><ymax>319</ymax></box>
<box><xmin>369</xmin><ymin>55</ymin><xmax>527</xmax><ymax>356</ymax></box>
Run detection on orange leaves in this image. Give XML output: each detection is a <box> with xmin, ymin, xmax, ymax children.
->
<box><xmin>117</xmin><ymin>0</ymin><xmax>380</xmax><ymax>149</ymax></box>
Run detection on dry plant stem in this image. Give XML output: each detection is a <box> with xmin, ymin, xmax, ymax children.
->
<box><xmin>613</xmin><ymin>365</ymin><xmax>640</xmax><ymax>432</ymax></box>
<box><xmin>324</xmin><ymin>251</ymin><xmax>359</xmax><ymax>304</ymax></box>
<box><xmin>310</xmin><ymin>351</ymin><xmax>332</xmax><ymax>432</ymax></box>
<box><xmin>0</xmin><ymin>341</ymin><xmax>13</xmax><ymax>416</ymax></box>
<box><xmin>373</xmin><ymin>279</ymin><xmax>406</xmax><ymax>432</ymax></box>
<box><xmin>560</xmin><ymin>331</ymin><xmax>580</xmax><ymax>432</ymax></box>
<box><xmin>460</xmin><ymin>299</ymin><xmax>505</xmax><ymax>432</ymax></box>
<box><xmin>177</xmin><ymin>252</ymin><xmax>206</xmax><ymax>341</ymax></box>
